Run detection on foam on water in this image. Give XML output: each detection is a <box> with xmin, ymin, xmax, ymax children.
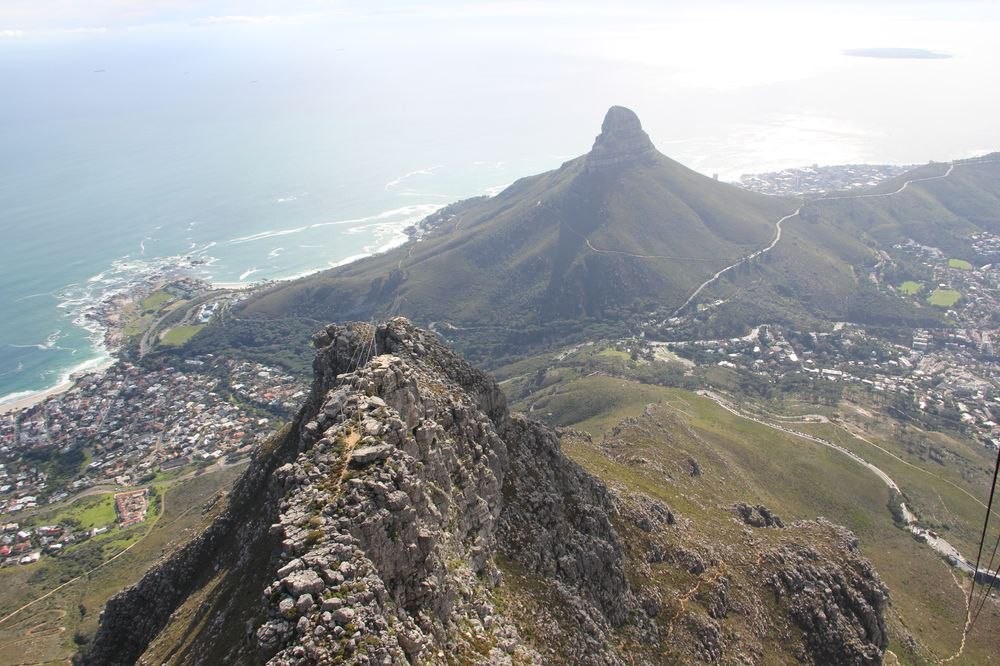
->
<box><xmin>230</xmin><ymin>226</ymin><xmax>310</xmax><ymax>244</ymax></box>
<box><xmin>0</xmin><ymin>156</ymin><xmax>539</xmax><ymax>403</ymax></box>
<box><xmin>384</xmin><ymin>165</ymin><xmax>443</xmax><ymax>190</ymax></box>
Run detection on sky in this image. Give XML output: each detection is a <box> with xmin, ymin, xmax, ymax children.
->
<box><xmin>4</xmin><ymin>1</ymin><xmax>998</xmax><ymax>95</ymax></box>
<box><xmin>2</xmin><ymin>0</ymin><xmax>999</xmax><ymax>177</ymax></box>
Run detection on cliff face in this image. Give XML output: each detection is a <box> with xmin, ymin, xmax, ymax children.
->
<box><xmin>84</xmin><ymin>319</ymin><xmax>636</xmax><ymax>665</ymax></box>
<box><xmin>585</xmin><ymin>105</ymin><xmax>657</xmax><ymax>171</ymax></box>
<box><xmin>83</xmin><ymin>319</ymin><xmax>889</xmax><ymax>665</ymax></box>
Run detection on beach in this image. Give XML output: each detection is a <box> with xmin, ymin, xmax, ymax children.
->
<box><xmin>0</xmin><ymin>356</ymin><xmax>116</xmax><ymax>415</ymax></box>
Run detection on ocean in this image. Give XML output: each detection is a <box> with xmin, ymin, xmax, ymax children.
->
<box><xmin>2</xmin><ymin>9</ymin><xmax>999</xmax><ymax>402</ymax></box>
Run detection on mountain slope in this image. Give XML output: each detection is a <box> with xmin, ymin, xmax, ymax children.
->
<box><xmin>82</xmin><ymin>319</ymin><xmax>889</xmax><ymax>665</ymax></box>
<box><xmin>237</xmin><ymin>107</ymin><xmax>793</xmax><ymax>363</ymax></box>
<box><xmin>191</xmin><ymin>112</ymin><xmax>998</xmax><ymax>371</ymax></box>
<box><xmin>672</xmin><ymin>155</ymin><xmax>1000</xmax><ymax>339</ymax></box>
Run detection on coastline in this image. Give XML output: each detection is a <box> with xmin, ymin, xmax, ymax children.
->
<box><xmin>0</xmin><ymin>355</ymin><xmax>115</xmax><ymax>416</ymax></box>
<box><xmin>1</xmin><ymin>201</ymin><xmax>437</xmax><ymax>417</ymax></box>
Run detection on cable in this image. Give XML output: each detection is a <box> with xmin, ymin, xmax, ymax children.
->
<box><xmin>967</xmin><ymin>446</ymin><xmax>1000</xmax><ymax>626</ymax></box>
<box><xmin>969</xmin><ymin>526</ymin><xmax>1000</xmax><ymax>632</ymax></box>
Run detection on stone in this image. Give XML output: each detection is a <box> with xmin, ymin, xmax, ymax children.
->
<box><xmin>349</xmin><ymin>444</ymin><xmax>393</xmax><ymax>467</ymax></box>
<box><xmin>80</xmin><ymin>317</ymin><xmax>891</xmax><ymax>666</ymax></box>
<box><xmin>586</xmin><ymin>106</ymin><xmax>655</xmax><ymax>171</ymax></box>
<box><xmin>331</xmin><ymin>607</ymin><xmax>355</xmax><ymax>625</ymax></box>
<box><xmin>277</xmin><ymin>558</ymin><xmax>304</xmax><ymax>578</ymax></box>
<box><xmin>296</xmin><ymin>593</ymin><xmax>315</xmax><ymax>614</ymax></box>
<box><xmin>284</xmin><ymin>569</ymin><xmax>325</xmax><ymax>597</ymax></box>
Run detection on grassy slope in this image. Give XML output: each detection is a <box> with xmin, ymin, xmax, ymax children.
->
<box><xmin>160</xmin><ymin>324</ymin><xmax>205</xmax><ymax>346</ymax></box>
<box><xmin>686</xmin><ymin>158</ymin><xmax>1000</xmax><ymax>337</ymax></box>
<box><xmin>237</xmin><ymin>153</ymin><xmax>792</xmax><ymax>364</ymax></box>
<box><xmin>0</xmin><ymin>465</ymin><xmax>245</xmax><ymax>664</ymax></box>
<box><xmin>516</xmin><ymin>375</ymin><xmax>999</xmax><ymax>664</ymax></box>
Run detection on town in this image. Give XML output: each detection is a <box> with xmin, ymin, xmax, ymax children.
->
<box><xmin>0</xmin><ymin>356</ymin><xmax>307</xmax><ymax>542</ymax></box>
<box><xmin>657</xmin><ymin>244</ymin><xmax>999</xmax><ymax>451</ymax></box>
<box><xmin>738</xmin><ymin>163</ymin><xmax>914</xmax><ymax>197</ymax></box>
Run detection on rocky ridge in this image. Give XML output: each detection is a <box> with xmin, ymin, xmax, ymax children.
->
<box><xmin>586</xmin><ymin>105</ymin><xmax>657</xmax><ymax>171</ymax></box>
<box><xmin>83</xmin><ymin>319</ymin><xmax>639</xmax><ymax>664</ymax></box>
<box><xmin>82</xmin><ymin>319</ymin><xmax>890</xmax><ymax>664</ymax></box>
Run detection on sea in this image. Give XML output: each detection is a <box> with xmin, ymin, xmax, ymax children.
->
<box><xmin>2</xmin><ymin>9</ymin><xmax>999</xmax><ymax>403</ymax></box>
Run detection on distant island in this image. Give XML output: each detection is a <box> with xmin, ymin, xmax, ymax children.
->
<box><xmin>842</xmin><ymin>47</ymin><xmax>952</xmax><ymax>60</ymax></box>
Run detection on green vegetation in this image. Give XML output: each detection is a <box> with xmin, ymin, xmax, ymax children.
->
<box><xmin>159</xmin><ymin>136</ymin><xmax>998</xmax><ymax>373</ymax></box>
<box><xmin>927</xmin><ymin>288</ymin><xmax>961</xmax><ymax>307</ymax></box>
<box><xmin>0</xmin><ymin>464</ymin><xmax>245</xmax><ymax>664</ymax></box>
<box><xmin>160</xmin><ymin>324</ymin><xmax>205</xmax><ymax>346</ymax></box>
<box><xmin>898</xmin><ymin>280</ymin><xmax>923</xmax><ymax>295</ymax></box>
<box><xmin>236</xmin><ymin>147</ymin><xmax>793</xmax><ymax>368</ymax></box>
<box><xmin>140</xmin><ymin>290</ymin><xmax>174</xmax><ymax>312</ymax></box>
<box><xmin>42</xmin><ymin>493</ymin><xmax>116</xmax><ymax>530</ymax></box>
<box><xmin>596</xmin><ymin>347</ymin><xmax>630</xmax><ymax>361</ymax></box>
<box><xmin>522</xmin><ymin>374</ymin><xmax>997</xmax><ymax>663</ymax></box>
<box><xmin>159</xmin><ymin>316</ymin><xmax>319</xmax><ymax>376</ymax></box>
<box><xmin>948</xmin><ymin>258</ymin><xmax>973</xmax><ymax>270</ymax></box>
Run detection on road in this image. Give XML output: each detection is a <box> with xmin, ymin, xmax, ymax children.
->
<box><xmin>138</xmin><ymin>307</ymin><xmax>178</xmax><ymax>357</ymax></box>
<box><xmin>671</xmin><ymin>158</ymin><xmax>1000</xmax><ymax>315</ymax></box>
<box><xmin>674</xmin><ymin>208</ymin><xmax>800</xmax><ymax>314</ymax></box>
<box><xmin>695</xmin><ymin>389</ymin><xmax>997</xmax><ymax>580</ymax></box>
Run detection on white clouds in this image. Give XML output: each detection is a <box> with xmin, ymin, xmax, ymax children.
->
<box><xmin>0</xmin><ymin>29</ymin><xmax>24</xmax><ymax>38</ymax></box>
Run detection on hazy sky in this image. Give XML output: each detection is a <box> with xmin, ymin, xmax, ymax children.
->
<box><xmin>3</xmin><ymin>1</ymin><xmax>999</xmax><ymax>177</ymax></box>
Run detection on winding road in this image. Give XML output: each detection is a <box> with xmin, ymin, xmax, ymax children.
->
<box><xmin>674</xmin><ymin>207</ymin><xmax>800</xmax><ymax>314</ymax></box>
<box><xmin>696</xmin><ymin>389</ymin><xmax>996</xmax><ymax>580</ymax></box>
<box><xmin>669</xmin><ymin>158</ymin><xmax>997</xmax><ymax>315</ymax></box>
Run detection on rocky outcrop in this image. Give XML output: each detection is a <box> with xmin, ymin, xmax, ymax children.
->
<box><xmin>82</xmin><ymin>318</ymin><xmax>891</xmax><ymax>665</ymax></box>
<box><xmin>83</xmin><ymin>319</ymin><xmax>638</xmax><ymax>664</ymax></box>
<box><xmin>734</xmin><ymin>502</ymin><xmax>785</xmax><ymax>528</ymax></box>
<box><xmin>763</xmin><ymin>523</ymin><xmax>889</xmax><ymax>665</ymax></box>
<box><xmin>586</xmin><ymin>105</ymin><xmax>657</xmax><ymax>171</ymax></box>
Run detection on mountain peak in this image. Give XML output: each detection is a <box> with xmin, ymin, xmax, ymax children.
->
<box><xmin>588</xmin><ymin>105</ymin><xmax>656</xmax><ymax>170</ymax></box>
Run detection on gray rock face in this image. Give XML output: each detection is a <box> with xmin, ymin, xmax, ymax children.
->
<box><xmin>83</xmin><ymin>318</ymin><xmax>637</xmax><ymax>665</ymax></box>
<box><xmin>347</xmin><ymin>444</ymin><xmax>393</xmax><ymax>467</ymax></box>
<box><xmin>587</xmin><ymin>105</ymin><xmax>657</xmax><ymax>171</ymax></box>
<box><xmin>81</xmin><ymin>317</ymin><xmax>890</xmax><ymax>666</ymax></box>
<box><xmin>734</xmin><ymin>502</ymin><xmax>785</xmax><ymax>528</ymax></box>
<box><xmin>764</xmin><ymin>523</ymin><xmax>889</xmax><ymax>665</ymax></box>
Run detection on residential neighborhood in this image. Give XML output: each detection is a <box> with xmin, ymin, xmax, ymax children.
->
<box><xmin>0</xmin><ymin>356</ymin><xmax>307</xmax><ymax>519</ymax></box>
<box><xmin>738</xmin><ymin>163</ymin><xmax>914</xmax><ymax>197</ymax></box>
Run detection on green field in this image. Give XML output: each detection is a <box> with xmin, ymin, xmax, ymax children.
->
<box><xmin>160</xmin><ymin>324</ymin><xmax>205</xmax><ymax>346</ymax></box>
<box><xmin>0</xmin><ymin>465</ymin><xmax>244</xmax><ymax>664</ymax></box>
<box><xmin>596</xmin><ymin>347</ymin><xmax>630</xmax><ymax>361</ymax></box>
<box><xmin>927</xmin><ymin>288</ymin><xmax>961</xmax><ymax>307</ymax></box>
<box><xmin>898</xmin><ymin>280</ymin><xmax>923</xmax><ymax>295</ymax></box>
<box><xmin>948</xmin><ymin>258</ymin><xmax>973</xmax><ymax>270</ymax></box>
<box><xmin>140</xmin><ymin>290</ymin><xmax>173</xmax><ymax>312</ymax></box>
<box><xmin>41</xmin><ymin>494</ymin><xmax>117</xmax><ymax>530</ymax></box>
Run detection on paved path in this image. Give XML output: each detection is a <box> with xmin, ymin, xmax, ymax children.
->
<box><xmin>695</xmin><ymin>389</ymin><xmax>997</xmax><ymax>580</ymax></box>
<box><xmin>672</xmin><ymin>158</ymin><xmax>1000</xmax><ymax>314</ymax></box>
<box><xmin>674</xmin><ymin>208</ymin><xmax>800</xmax><ymax>314</ymax></box>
